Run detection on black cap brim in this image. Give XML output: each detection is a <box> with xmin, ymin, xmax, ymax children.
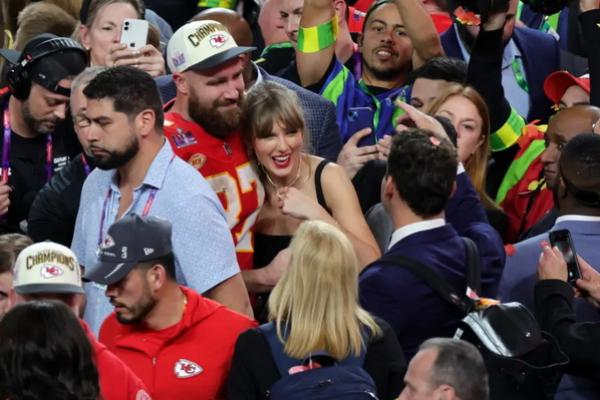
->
<box><xmin>0</xmin><ymin>49</ymin><xmax>21</xmax><ymax>65</ymax></box>
<box><xmin>84</xmin><ymin>261</ymin><xmax>137</xmax><ymax>286</ymax></box>
<box><xmin>187</xmin><ymin>46</ymin><xmax>255</xmax><ymax>71</ymax></box>
<box><xmin>15</xmin><ymin>283</ymin><xmax>85</xmax><ymax>295</ymax></box>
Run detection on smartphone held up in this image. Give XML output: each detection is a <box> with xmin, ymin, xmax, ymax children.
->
<box><xmin>549</xmin><ymin>229</ymin><xmax>582</xmax><ymax>285</ymax></box>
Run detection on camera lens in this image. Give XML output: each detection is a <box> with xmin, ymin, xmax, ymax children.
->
<box><xmin>130</xmin><ymin>42</ymin><xmax>135</xmax><ymax>47</ymax></box>
<box><xmin>124</xmin><ymin>26</ymin><xmax>129</xmax><ymax>30</ymax></box>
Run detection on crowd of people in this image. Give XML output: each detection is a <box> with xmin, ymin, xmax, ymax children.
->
<box><xmin>0</xmin><ymin>0</ymin><xmax>598</xmax><ymax>398</ymax></box>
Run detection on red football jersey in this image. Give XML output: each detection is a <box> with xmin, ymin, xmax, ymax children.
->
<box><xmin>164</xmin><ymin>112</ymin><xmax>264</xmax><ymax>270</ymax></box>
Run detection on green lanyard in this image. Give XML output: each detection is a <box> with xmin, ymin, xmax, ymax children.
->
<box><xmin>511</xmin><ymin>58</ymin><xmax>529</xmax><ymax>94</ymax></box>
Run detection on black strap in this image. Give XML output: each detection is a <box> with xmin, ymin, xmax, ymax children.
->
<box><xmin>462</xmin><ymin>237</ymin><xmax>481</xmax><ymax>294</ymax></box>
<box><xmin>315</xmin><ymin>160</ymin><xmax>331</xmax><ymax>213</ymax></box>
<box><xmin>372</xmin><ymin>237</ymin><xmax>481</xmax><ymax>315</ymax></box>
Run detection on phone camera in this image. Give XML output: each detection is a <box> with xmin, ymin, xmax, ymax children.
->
<box><xmin>129</xmin><ymin>42</ymin><xmax>135</xmax><ymax>47</ymax></box>
<box><xmin>348</xmin><ymin>111</ymin><xmax>358</xmax><ymax>122</ymax></box>
<box><xmin>124</xmin><ymin>26</ymin><xmax>129</xmax><ymax>31</ymax></box>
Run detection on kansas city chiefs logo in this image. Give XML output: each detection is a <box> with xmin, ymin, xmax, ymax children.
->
<box><xmin>174</xmin><ymin>359</ymin><xmax>203</xmax><ymax>378</ymax></box>
<box><xmin>209</xmin><ymin>34</ymin><xmax>228</xmax><ymax>48</ymax></box>
<box><xmin>41</xmin><ymin>265</ymin><xmax>64</xmax><ymax>279</ymax></box>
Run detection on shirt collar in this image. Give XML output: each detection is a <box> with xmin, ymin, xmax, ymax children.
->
<box><xmin>110</xmin><ymin>140</ymin><xmax>172</xmax><ymax>192</ymax></box>
<box><xmin>253</xmin><ymin>62</ymin><xmax>264</xmax><ymax>85</ymax></box>
<box><xmin>555</xmin><ymin>214</ymin><xmax>600</xmax><ymax>224</ymax></box>
<box><xmin>388</xmin><ymin>218</ymin><xmax>446</xmax><ymax>249</ymax></box>
<box><xmin>143</xmin><ymin>140</ymin><xmax>173</xmax><ymax>189</ymax></box>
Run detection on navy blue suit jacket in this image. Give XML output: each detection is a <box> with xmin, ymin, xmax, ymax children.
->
<box><xmin>441</xmin><ymin>26</ymin><xmax>559</xmax><ymax>123</ymax></box>
<box><xmin>155</xmin><ymin>67</ymin><xmax>342</xmax><ymax>161</ymax></box>
<box><xmin>499</xmin><ymin>217</ymin><xmax>600</xmax><ymax>399</ymax></box>
<box><xmin>359</xmin><ymin>172</ymin><xmax>505</xmax><ymax>359</ymax></box>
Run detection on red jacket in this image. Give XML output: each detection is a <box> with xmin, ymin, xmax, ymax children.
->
<box><xmin>99</xmin><ymin>286</ymin><xmax>257</xmax><ymax>400</ymax></box>
<box><xmin>81</xmin><ymin>321</ymin><xmax>151</xmax><ymax>400</ymax></box>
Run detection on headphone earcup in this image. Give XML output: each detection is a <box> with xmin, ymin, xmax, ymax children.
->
<box><xmin>7</xmin><ymin>64</ymin><xmax>31</xmax><ymax>101</ymax></box>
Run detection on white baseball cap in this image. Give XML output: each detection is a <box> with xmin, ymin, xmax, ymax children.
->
<box><xmin>13</xmin><ymin>242</ymin><xmax>84</xmax><ymax>295</ymax></box>
<box><xmin>167</xmin><ymin>20</ymin><xmax>255</xmax><ymax>73</ymax></box>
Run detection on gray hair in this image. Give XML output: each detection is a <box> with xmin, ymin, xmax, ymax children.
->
<box><xmin>71</xmin><ymin>66</ymin><xmax>108</xmax><ymax>93</ymax></box>
<box><xmin>419</xmin><ymin>338</ymin><xmax>489</xmax><ymax>400</ymax></box>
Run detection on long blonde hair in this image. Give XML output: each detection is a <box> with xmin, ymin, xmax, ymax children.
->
<box><xmin>428</xmin><ymin>84</ymin><xmax>500</xmax><ymax>211</ymax></box>
<box><xmin>268</xmin><ymin>221</ymin><xmax>381</xmax><ymax>360</ymax></box>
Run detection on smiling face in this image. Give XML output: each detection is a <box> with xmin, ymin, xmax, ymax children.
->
<box><xmin>359</xmin><ymin>2</ymin><xmax>412</xmax><ymax>85</ymax></box>
<box><xmin>80</xmin><ymin>2</ymin><xmax>140</xmax><ymax>66</ymax></box>
<box><xmin>180</xmin><ymin>57</ymin><xmax>246</xmax><ymax>139</ymax></box>
<box><xmin>253</xmin><ymin>120</ymin><xmax>304</xmax><ymax>185</ymax></box>
<box><xmin>434</xmin><ymin>95</ymin><xmax>484</xmax><ymax>163</ymax></box>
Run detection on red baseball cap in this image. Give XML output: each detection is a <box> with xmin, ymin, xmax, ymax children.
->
<box><xmin>544</xmin><ymin>71</ymin><xmax>590</xmax><ymax>104</ymax></box>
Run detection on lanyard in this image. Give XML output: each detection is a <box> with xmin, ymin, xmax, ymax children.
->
<box><xmin>81</xmin><ymin>154</ymin><xmax>91</xmax><ymax>176</ymax></box>
<box><xmin>2</xmin><ymin>108</ymin><xmax>54</xmax><ymax>183</ymax></box>
<box><xmin>511</xmin><ymin>58</ymin><xmax>529</xmax><ymax>94</ymax></box>
<box><xmin>96</xmin><ymin>154</ymin><xmax>175</xmax><ymax>246</ymax></box>
<box><xmin>97</xmin><ymin>187</ymin><xmax>158</xmax><ymax>246</ymax></box>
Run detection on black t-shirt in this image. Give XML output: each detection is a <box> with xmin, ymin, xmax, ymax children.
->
<box><xmin>0</xmin><ymin>94</ymin><xmax>77</xmax><ymax>233</ymax></box>
<box><xmin>4</xmin><ymin>129</ymin><xmax>71</xmax><ymax>233</ymax></box>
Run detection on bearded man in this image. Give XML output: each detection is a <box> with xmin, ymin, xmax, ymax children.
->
<box><xmin>0</xmin><ymin>34</ymin><xmax>87</xmax><ymax>233</ymax></box>
<box><xmin>71</xmin><ymin>66</ymin><xmax>252</xmax><ymax>334</ymax></box>
<box><xmin>164</xmin><ymin>20</ymin><xmax>264</xmax><ymax>273</ymax></box>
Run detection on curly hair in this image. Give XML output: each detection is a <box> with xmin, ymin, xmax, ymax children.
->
<box><xmin>0</xmin><ymin>300</ymin><xmax>100</xmax><ymax>400</ymax></box>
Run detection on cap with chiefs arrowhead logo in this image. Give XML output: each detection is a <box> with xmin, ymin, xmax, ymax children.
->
<box><xmin>166</xmin><ymin>20</ymin><xmax>255</xmax><ymax>73</ymax></box>
<box><xmin>13</xmin><ymin>242</ymin><xmax>84</xmax><ymax>295</ymax></box>
<box><xmin>84</xmin><ymin>214</ymin><xmax>173</xmax><ymax>286</ymax></box>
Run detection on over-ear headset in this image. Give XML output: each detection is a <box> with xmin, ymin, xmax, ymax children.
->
<box><xmin>6</xmin><ymin>37</ymin><xmax>87</xmax><ymax>100</ymax></box>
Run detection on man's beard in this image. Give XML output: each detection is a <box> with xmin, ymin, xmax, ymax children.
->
<box><xmin>112</xmin><ymin>292</ymin><xmax>156</xmax><ymax>325</ymax></box>
<box><xmin>188</xmin><ymin>89</ymin><xmax>243</xmax><ymax>139</ymax></box>
<box><xmin>21</xmin><ymin>100</ymin><xmax>60</xmax><ymax>135</ymax></box>
<box><xmin>93</xmin><ymin>135</ymin><xmax>139</xmax><ymax>170</ymax></box>
<box><xmin>362</xmin><ymin>56</ymin><xmax>406</xmax><ymax>83</ymax></box>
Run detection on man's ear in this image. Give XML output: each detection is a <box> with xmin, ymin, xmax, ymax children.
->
<box><xmin>136</xmin><ymin>109</ymin><xmax>156</xmax><ymax>137</ymax></box>
<box><xmin>146</xmin><ymin>264</ymin><xmax>169</xmax><ymax>292</ymax></box>
<box><xmin>383</xmin><ymin>175</ymin><xmax>395</xmax><ymax>200</ymax></box>
<box><xmin>173</xmin><ymin>73</ymin><xmax>189</xmax><ymax>96</ymax></box>
<box><xmin>433</xmin><ymin>384</ymin><xmax>456</xmax><ymax>400</ymax></box>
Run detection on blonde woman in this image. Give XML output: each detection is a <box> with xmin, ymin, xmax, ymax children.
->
<box><xmin>76</xmin><ymin>0</ymin><xmax>164</xmax><ymax>76</ymax></box>
<box><xmin>227</xmin><ymin>220</ymin><xmax>405</xmax><ymax>400</ymax></box>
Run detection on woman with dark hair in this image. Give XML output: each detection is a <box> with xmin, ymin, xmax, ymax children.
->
<box><xmin>0</xmin><ymin>300</ymin><xmax>101</xmax><ymax>400</ymax></box>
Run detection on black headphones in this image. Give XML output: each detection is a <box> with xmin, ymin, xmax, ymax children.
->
<box><xmin>6</xmin><ymin>37</ymin><xmax>87</xmax><ymax>100</ymax></box>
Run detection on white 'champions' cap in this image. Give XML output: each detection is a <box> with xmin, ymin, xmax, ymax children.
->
<box><xmin>166</xmin><ymin>20</ymin><xmax>255</xmax><ymax>73</ymax></box>
<box><xmin>13</xmin><ymin>242</ymin><xmax>84</xmax><ymax>295</ymax></box>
